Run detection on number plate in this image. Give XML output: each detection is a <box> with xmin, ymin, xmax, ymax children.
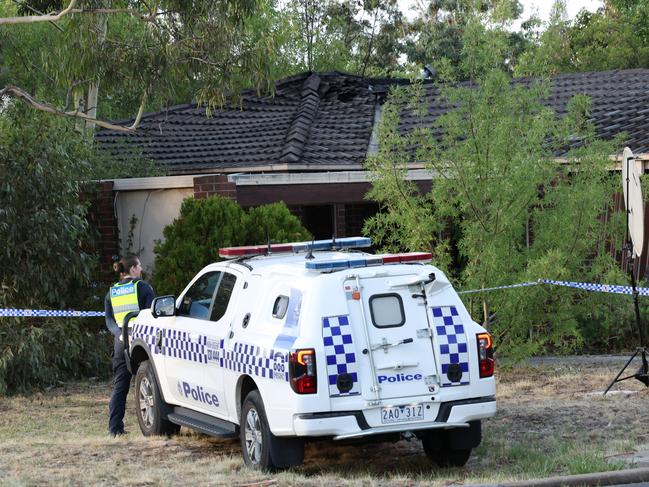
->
<box><xmin>380</xmin><ymin>404</ymin><xmax>424</xmax><ymax>424</ymax></box>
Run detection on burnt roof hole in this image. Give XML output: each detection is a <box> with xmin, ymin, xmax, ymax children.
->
<box><xmin>337</xmin><ymin>92</ymin><xmax>356</xmax><ymax>103</ymax></box>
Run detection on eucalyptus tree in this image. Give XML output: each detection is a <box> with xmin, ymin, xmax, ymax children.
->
<box><xmin>0</xmin><ymin>0</ymin><xmax>278</xmax><ymax>132</ymax></box>
<box><xmin>404</xmin><ymin>0</ymin><xmax>527</xmax><ymax>79</ymax></box>
<box><xmin>515</xmin><ymin>0</ymin><xmax>649</xmax><ymax>76</ymax></box>
<box><xmin>277</xmin><ymin>0</ymin><xmax>408</xmax><ymax>76</ymax></box>
<box><xmin>365</xmin><ymin>15</ymin><xmax>627</xmax><ymax>357</ymax></box>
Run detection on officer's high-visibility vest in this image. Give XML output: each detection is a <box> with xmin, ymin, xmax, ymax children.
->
<box><xmin>110</xmin><ymin>280</ymin><xmax>140</xmax><ymax>328</ymax></box>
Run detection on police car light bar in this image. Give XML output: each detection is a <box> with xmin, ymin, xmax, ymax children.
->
<box><xmin>218</xmin><ymin>237</ymin><xmax>372</xmax><ymax>258</ymax></box>
<box><xmin>304</xmin><ymin>252</ymin><xmax>433</xmax><ymax>272</ymax></box>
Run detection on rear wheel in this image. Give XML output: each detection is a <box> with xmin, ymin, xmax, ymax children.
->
<box><xmin>420</xmin><ymin>428</ymin><xmax>474</xmax><ymax>467</ymax></box>
<box><xmin>134</xmin><ymin>360</ymin><xmax>180</xmax><ymax>436</ymax></box>
<box><xmin>422</xmin><ymin>437</ymin><xmax>471</xmax><ymax>467</ymax></box>
<box><xmin>240</xmin><ymin>390</ymin><xmax>304</xmax><ymax>471</ymax></box>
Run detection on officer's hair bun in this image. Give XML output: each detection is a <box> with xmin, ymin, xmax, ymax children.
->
<box><xmin>113</xmin><ymin>261</ymin><xmax>125</xmax><ymax>274</ymax></box>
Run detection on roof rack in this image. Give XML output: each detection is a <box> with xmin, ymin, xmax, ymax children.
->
<box><xmin>218</xmin><ymin>237</ymin><xmax>372</xmax><ymax>259</ymax></box>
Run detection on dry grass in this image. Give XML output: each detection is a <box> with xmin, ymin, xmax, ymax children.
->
<box><xmin>1</xmin><ymin>358</ymin><xmax>648</xmax><ymax>486</ymax></box>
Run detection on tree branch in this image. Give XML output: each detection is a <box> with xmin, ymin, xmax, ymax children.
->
<box><xmin>0</xmin><ymin>85</ymin><xmax>147</xmax><ymax>133</ymax></box>
<box><xmin>0</xmin><ymin>0</ymin><xmax>163</xmax><ymax>24</ymax></box>
<box><xmin>0</xmin><ymin>0</ymin><xmax>78</xmax><ymax>24</ymax></box>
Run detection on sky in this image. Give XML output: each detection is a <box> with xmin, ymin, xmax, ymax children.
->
<box><xmin>520</xmin><ymin>0</ymin><xmax>603</xmax><ymax>22</ymax></box>
<box><xmin>399</xmin><ymin>0</ymin><xmax>604</xmax><ymax>23</ymax></box>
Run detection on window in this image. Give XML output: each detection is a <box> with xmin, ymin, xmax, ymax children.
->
<box><xmin>179</xmin><ymin>271</ymin><xmax>221</xmax><ymax>319</ymax></box>
<box><xmin>369</xmin><ymin>293</ymin><xmax>405</xmax><ymax>328</ymax></box>
<box><xmin>272</xmin><ymin>295</ymin><xmax>289</xmax><ymax>319</ymax></box>
<box><xmin>210</xmin><ymin>272</ymin><xmax>237</xmax><ymax>322</ymax></box>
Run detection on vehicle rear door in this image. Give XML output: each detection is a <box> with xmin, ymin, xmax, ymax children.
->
<box><xmin>344</xmin><ymin>273</ymin><xmax>441</xmax><ymax>402</ymax></box>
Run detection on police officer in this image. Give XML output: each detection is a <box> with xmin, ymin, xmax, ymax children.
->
<box><xmin>105</xmin><ymin>255</ymin><xmax>154</xmax><ymax>437</ymax></box>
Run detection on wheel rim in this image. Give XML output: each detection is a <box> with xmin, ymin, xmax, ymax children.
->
<box><xmin>138</xmin><ymin>376</ymin><xmax>155</xmax><ymax>428</ymax></box>
<box><xmin>244</xmin><ymin>407</ymin><xmax>263</xmax><ymax>465</ymax></box>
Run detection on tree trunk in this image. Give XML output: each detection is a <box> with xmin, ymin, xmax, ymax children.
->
<box><xmin>85</xmin><ymin>11</ymin><xmax>108</xmax><ymax>135</ymax></box>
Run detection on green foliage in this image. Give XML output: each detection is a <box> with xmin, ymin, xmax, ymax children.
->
<box><xmin>404</xmin><ymin>0</ymin><xmax>527</xmax><ymax>80</ymax></box>
<box><xmin>515</xmin><ymin>0</ymin><xmax>649</xmax><ymax>76</ymax></box>
<box><xmin>365</xmin><ymin>16</ymin><xmax>630</xmax><ymax>357</ymax></box>
<box><xmin>275</xmin><ymin>0</ymin><xmax>408</xmax><ymax>77</ymax></box>
<box><xmin>0</xmin><ymin>106</ymin><xmax>107</xmax><ymax>393</ymax></box>
<box><xmin>1</xmin><ymin>0</ymin><xmax>278</xmax><ymax>122</ymax></box>
<box><xmin>0</xmin><ymin>106</ymin><xmax>94</xmax><ymax>307</ymax></box>
<box><xmin>152</xmin><ymin>197</ymin><xmax>311</xmax><ymax>296</ymax></box>
<box><xmin>0</xmin><ymin>314</ymin><xmax>107</xmax><ymax>395</ymax></box>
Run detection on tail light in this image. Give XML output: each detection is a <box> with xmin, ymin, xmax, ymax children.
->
<box><xmin>289</xmin><ymin>348</ymin><xmax>317</xmax><ymax>394</ymax></box>
<box><xmin>476</xmin><ymin>333</ymin><xmax>495</xmax><ymax>378</ymax></box>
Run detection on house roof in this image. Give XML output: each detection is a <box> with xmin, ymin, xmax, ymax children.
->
<box><xmin>96</xmin><ymin>72</ymin><xmax>378</xmax><ymax>175</ymax></box>
<box><xmin>95</xmin><ymin>69</ymin><xmax>649</xmax><ymax>175</ymax></box>
<box><xmin>398</xmin><ymin>69</ymin><xmax>649</xmax><ymax>157</ymax></box>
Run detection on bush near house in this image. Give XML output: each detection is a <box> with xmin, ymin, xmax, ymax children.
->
<box><xmin>152</xmin><ymin>197</ymin><xmax>311</xmax><ymax>296</ymax></box>
<box><xmin>0</xmin><ymin>107</ymin><xmax>108</xmax><ymax>394</ymax></box>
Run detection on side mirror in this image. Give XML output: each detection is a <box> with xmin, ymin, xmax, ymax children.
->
<box><xmin>152</xmin><ymin>295</ymin><xmax>176</xmax><ymax>318</ymax></box>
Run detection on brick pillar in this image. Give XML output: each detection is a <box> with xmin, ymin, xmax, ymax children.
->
<box><xmin>193</xmin><ymin>175</ymin><xmax>237</xmax><ymax>201</ymax></box>
<box><xmin>86</xmin><ymin>181</ymin><xmax>119</xmax><ymax>282</ymax></box>
<box><xmin>334</xmin><ymin>203</ymin><xmax>347</xmax><ymax>238</ymax></box>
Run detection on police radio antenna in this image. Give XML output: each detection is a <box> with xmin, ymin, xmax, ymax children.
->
<box><xmin>605</xmin><ymin>147</ymin><xmax>649</xmax><ymax>394</ymax></box>
<box><xmin>305</xmin><ymin>239</ymin><xmax>315</xmax><ymax>260</ymax></box>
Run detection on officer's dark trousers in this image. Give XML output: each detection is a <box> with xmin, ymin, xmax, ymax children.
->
<box><xmin>108</xmin><ymin>337</ymin><xmax>132</xmax><ymax>434</ymax></box>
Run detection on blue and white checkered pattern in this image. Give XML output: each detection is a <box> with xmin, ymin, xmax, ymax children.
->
<box><xmin>431</xmin><ymin>306</ymin><xmax>470</xmax><ymax>387</ymax></box>
<box><xmin>323</xmin><ymin>315</ymin><xmax>360</xmax><ymax>397</ymax></box>
<box><xmin>539</xmin><ymin>279</ymin><xmax>649</xmax><ymax>296</ymax></box>
<box><xmin>0</xmin><ymin>308</ymin><xmax>105</xmax><ymax>317</ymax></box>
<box><xmin>131</xmin><ymin>323</ymin><xmax>159</xmax><ymax>354</ymax></box>
<box><xmin>458</xmin><ymin>279</ymin><xmax>649</xmax><ymax>296</ymax></box>
<box><xmin>161</xmin><ymin>329</ymin><xmax>208</xmax><ymax>364</ymax></box>
<box><xmin>222</xmin><ymin>342</ymin><xmax>289</xmax><ymax>381</ymax></box>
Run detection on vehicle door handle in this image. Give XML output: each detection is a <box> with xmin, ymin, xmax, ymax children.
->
<box><xmin>189</xmin><ymin>332</ymin><xmax>199</xmax><ymax>343</ymax></box>
<box><xmin>371</xmin><ymin>337</ymin><xmax>414</xmax><ymax>353</ymax></box>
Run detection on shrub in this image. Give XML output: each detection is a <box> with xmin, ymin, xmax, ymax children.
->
<box><xmin>152</xmin><ymin>196</ymin><xmax>311</xmax><ymax>296</ymax></box>
<box><xmin>0</xmin><ymin>107</ymin><xmax>106</xmax><ymax>393</ymax></box>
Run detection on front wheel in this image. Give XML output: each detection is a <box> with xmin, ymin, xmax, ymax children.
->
<box><xmin>240</xmin><ymin>390</ymin><xmax>304</xmax><ymax>471</ymax></box>
<box><xmin>134</xmin><ymin>360</ymin><xmax>180</xmax><ymax>436</ymax></box>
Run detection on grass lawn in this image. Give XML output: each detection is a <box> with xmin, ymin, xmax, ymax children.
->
<box><xmin>0</xmin><ymin>357</ymin><xmax>647</xmax><ymax>486</ymax></box>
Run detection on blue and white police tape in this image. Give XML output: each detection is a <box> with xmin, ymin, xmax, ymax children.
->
<box><xmin>0</xmin><ymin>308</ymin><xmax>105</xmax><ymax>318</ymax></box>
<box><xmin>2</xmin><ymin>278</ymin><xmax>649</xmax><ymax>317</ymax></box>
<box><xmin>458</xmin><ymin>279</ymin><xmax>649</xmax><ymax>296</ymax></box>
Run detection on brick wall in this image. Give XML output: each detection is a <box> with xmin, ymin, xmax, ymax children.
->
<box><xmin>193</xmin><ymin>175</ymin><xmax>237</xmax><ymax>200</ymax></box>
<box><xmin>344</xmin><ymin>203</ymin><xmax>379</xmax><ymax>236</ymax></box>
<box><xmin>86</xmin><ymin>181</ymin><xmax>119</xmax><ymax>282</ymax></box>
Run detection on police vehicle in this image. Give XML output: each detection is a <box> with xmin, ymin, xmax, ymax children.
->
<box><xmin>124</xmin><ymin>237</ymin><xmax>496</xmax><ymax>470</ymax></box>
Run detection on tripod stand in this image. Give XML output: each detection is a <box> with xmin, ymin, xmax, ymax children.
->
<box><xmin>604</xmin><ymin>153</ymin><xmax>649</xmax><ymax>394</ymax></box>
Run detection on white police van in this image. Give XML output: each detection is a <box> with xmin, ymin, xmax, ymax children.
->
<box><xmin>125</xmin><ymin>237</ymin><xmax>496</xmax><ymax>470</ymax></box>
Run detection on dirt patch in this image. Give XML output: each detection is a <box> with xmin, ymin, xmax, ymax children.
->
<box><xmin>1</xmin><ymin>357</ymin><xmax>648</xmax><ymax>486</ymax></box>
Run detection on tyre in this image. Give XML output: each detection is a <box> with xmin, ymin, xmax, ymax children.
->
<box><xmin>240</xmin><ymin>390</ymin><xmax>304</xmax><ymax>471</ymax></box>
<box><xmin>134</xmin><ymin>360</ymin><xmax>180</xmax><ymax>436</ymax></box>
<box><xmin>421</xmin><ymin>430</ymin><xmax>471</xmax><ymax>467</ymax></box>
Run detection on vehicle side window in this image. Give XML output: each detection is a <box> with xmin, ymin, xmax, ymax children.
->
<box><xmin>179</xmin><ymin>271</ymin><xmax>222</xmax><ymax>320</ymax></box>
<box><xmin>369</xmin><ymin>293</ymin><xmax>405</xmax><ymax>328</ymax></box>
<box><xmin>272</xmin><ymin>295</ymin><xmax>289</xmax><ymax>319</ymax></box>
<box><xmin>210</xmin><ymin>272</ymin><xmax>237</xmax><ymax>322</ymax></box>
